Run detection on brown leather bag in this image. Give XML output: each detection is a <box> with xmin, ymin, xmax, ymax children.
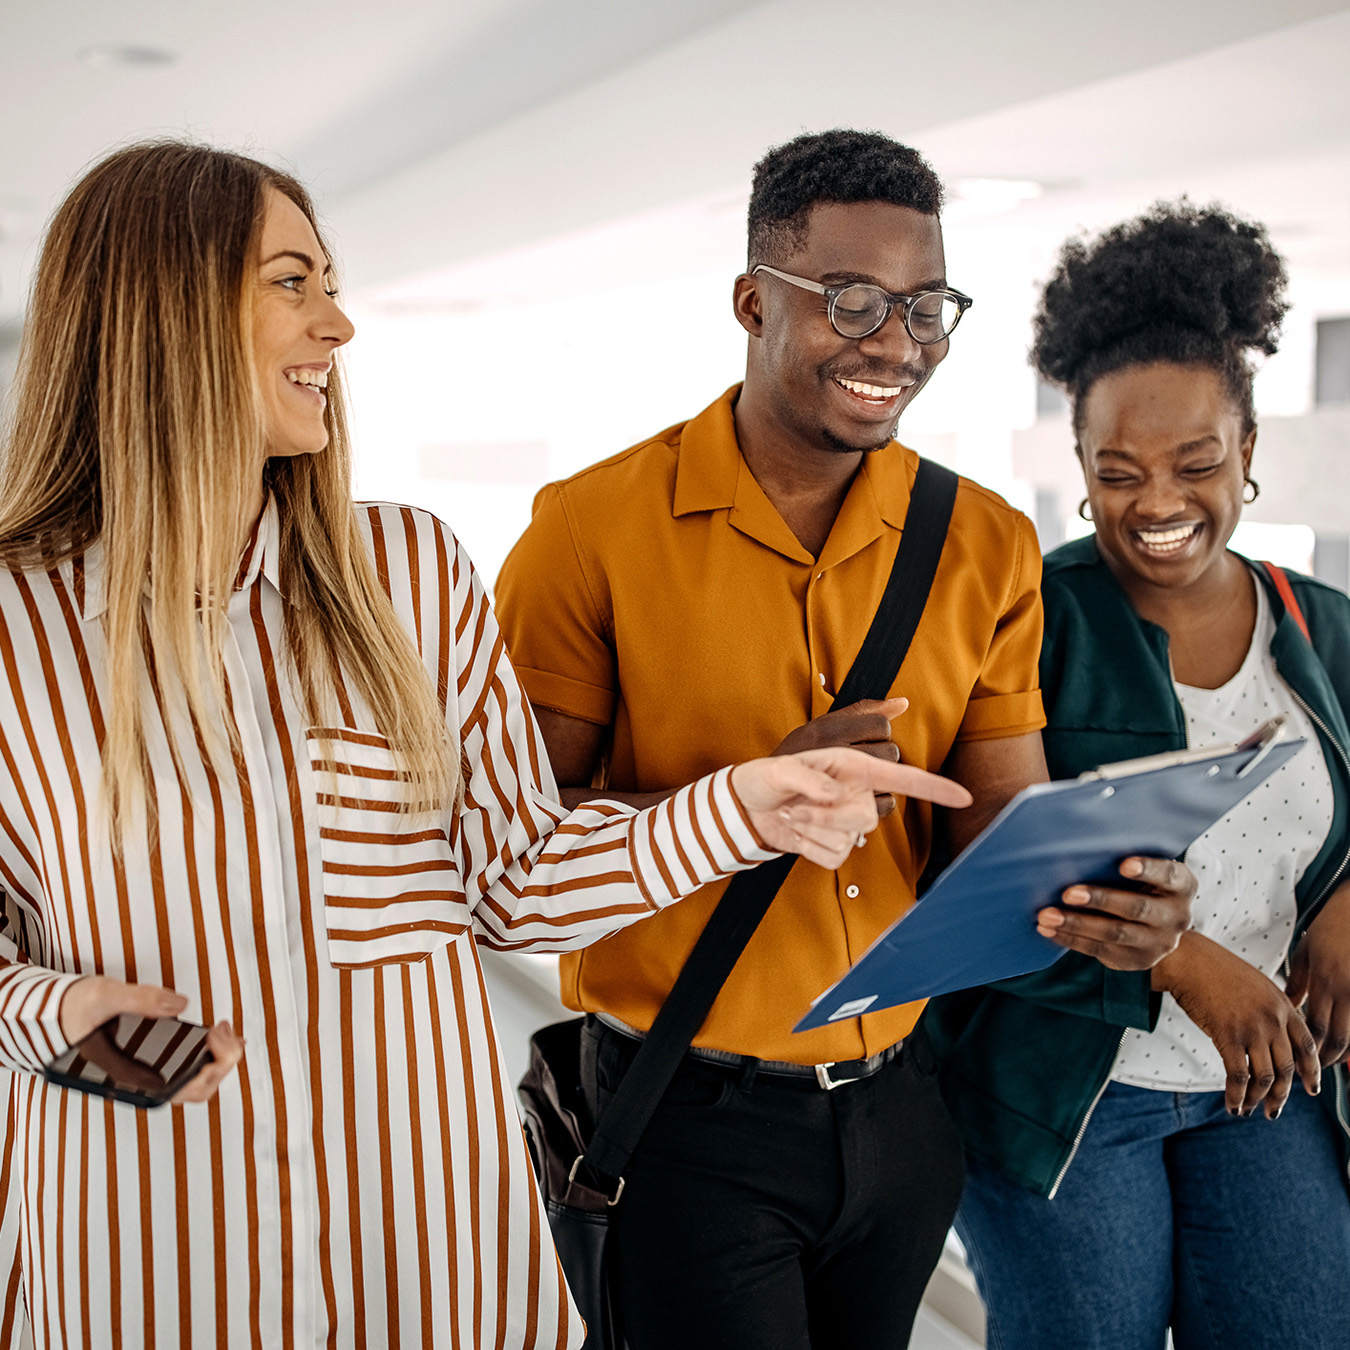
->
<box><xmin>518</xmin><ymin>1020</ymin><xmax>621</xmax><ymax>1348</ymax></box>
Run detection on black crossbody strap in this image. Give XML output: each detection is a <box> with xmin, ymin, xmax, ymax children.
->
<box><xmin>583</xmin><ymin>459</ymin><xmax>958</xmax><ymax>1185</ymax></box>
<box><xmin>831</xmin><ymin>463</ymin><xmax>959</xmax><ymax>707</ymax></box>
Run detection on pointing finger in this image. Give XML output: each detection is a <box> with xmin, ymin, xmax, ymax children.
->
<box><xmin>789</xmin><ymin>747</ymin><xmax>970</xmax><ymax>808</ymax></box>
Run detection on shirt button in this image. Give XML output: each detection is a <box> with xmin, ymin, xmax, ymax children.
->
<box><xmin>845</xmin><ymin>884</ymin><xmax>860</xmax><ymax>898</ymax></box>
<box><xmin>818</xmin><ymin>672</ymin><xmax>826</xmax><ymax>686</ymax></box>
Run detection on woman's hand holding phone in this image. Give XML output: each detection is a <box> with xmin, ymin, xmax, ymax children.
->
<box><xmin>170</xmin><ymin>1021</ymin><xmax>245</xmax><ymax>1104</ymax></box>
<box><xmin>58</xmin><ymin>974</ymin><xmax>243</xmax><ymax>1104</ymax></box>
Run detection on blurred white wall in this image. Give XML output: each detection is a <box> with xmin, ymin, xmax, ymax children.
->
<box><xmin>5</xmin><ymin>6</ymin><xmax>1350</xmax><ymax>581</ymax></box>
<box><xmin>336</xmin><ymin>17</ymin><xmax>1350</xmax><ymax>586</ymax></box>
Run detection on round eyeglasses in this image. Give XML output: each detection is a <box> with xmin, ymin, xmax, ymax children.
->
<box><xmin>751</xmin><ymin>265</ymin><xmax>973</xmax><ymax>344</ymax></box>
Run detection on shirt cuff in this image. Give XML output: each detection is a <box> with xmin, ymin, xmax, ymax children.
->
<box><xmin>1102</xmin><ymin>967</ymin><xmax>1160</xmax><ymax>1031</ymax></box>
<box><xmin>957</xmin><ymin>690</ymin><xmax>1046</xmax><ymax>742</ymax></box>
<box><xmin>0</xmin><ymin>966</ymin><xmax>81</xmax><ymax>1074</ymax></box>
<box><xmin>628</xmin><ymin>767</ymin><xmax>778</xmax><ymax>911</ymax></box>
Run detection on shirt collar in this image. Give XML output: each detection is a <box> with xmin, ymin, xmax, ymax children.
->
<box><xmin>672</xmin><ymin>385</ymin><xmax>744</xmax><ymax>517</ymax></box>
<box><xmin>70</xmin><ymin>495</ymin><xmax>286</xmax><ymax>621</ymax></box>
<box><xmin>672</xmin><ymin>383</ymin><xmax>917</xmax><ymax>566</ymax></box>
<box><xmin>232</xmin><ymin>496</ymin><xmax>283</xmax><ymax>598</ymax></box>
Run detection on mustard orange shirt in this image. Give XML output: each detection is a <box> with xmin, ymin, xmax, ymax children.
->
<box><xmin>495</xmin><ymin>386</ymin><xmax>1045</xmax><ymax>1062</ymax></box>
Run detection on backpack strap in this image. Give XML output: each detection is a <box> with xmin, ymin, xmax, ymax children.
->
<box><xmin>1262</xmin><ymin>561</ymin><xmax>1311</xmax><ymax>643</ymax></box>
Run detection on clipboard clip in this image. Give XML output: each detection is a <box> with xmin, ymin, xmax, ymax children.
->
<box><xmin>1082</xmin><ymin>713</ymin><xmax>1289</xmax><ymax>782</ymax></box>
<box><xmin>1236</xmin><ymin>714</ymin><xmax>1289</xmax><ymax>779</ymax></box>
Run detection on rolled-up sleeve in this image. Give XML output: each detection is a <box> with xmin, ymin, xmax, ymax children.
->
<box><xmin>496</xmin><ymin>483</ymin><xmax>617</xmax><ymax>727</ymax></box>
<box><xmin>958</xmin><ymin>512</ymin><xmax>1047</xmax><ymax>743</ymax></box>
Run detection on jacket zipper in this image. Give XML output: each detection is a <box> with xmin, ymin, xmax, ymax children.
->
<box><xmin>1279</xmin><ymin>684</ymin><xmax>1350</xmax><ymax>1180</ymax></box>
<box><xmin>1048</xmin><ymin>1030</ymin><xmax>1128</xmax><ymax>1199</ymax></box>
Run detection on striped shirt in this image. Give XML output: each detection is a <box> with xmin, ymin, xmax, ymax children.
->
<box><xmin>0</xmin><ymin>499</ymin><xmax>772</xmax><ymax>1349</ymax></box>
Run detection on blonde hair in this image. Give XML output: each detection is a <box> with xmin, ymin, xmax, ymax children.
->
<box><xmin>0</xmin><ymin>141</ymin><xmax>455</xmax><ymax>829</ymax></box>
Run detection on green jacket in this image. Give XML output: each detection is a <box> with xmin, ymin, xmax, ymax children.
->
<box><xmin>924</xmin><ymin>534</ymin><xmax>1350</xmax><ymax>1197</ymax></box>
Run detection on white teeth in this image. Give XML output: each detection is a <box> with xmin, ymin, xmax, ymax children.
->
<box><xmin>286</xmin><ymin>369</ymin><xmax>328</xmax><ymax>388</ymax></box>
<box><xmin>1136</xmin><ymin>524</ymin><xmax>1200</xmax><ymax>552</ymax></box>
<box><xmin>836</xmin><ymin>377</ymin><xmax>904</xmax><ymax>399</ymax></box>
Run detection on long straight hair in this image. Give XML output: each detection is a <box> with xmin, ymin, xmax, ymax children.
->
<box><xmin>0</xmin><ymin>141</ymin><xmax>455</xmax><ymax>829</ymax></box>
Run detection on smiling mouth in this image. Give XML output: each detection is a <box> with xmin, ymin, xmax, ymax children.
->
<box><xmin>833</xmin><ymin>376</ymin><xmax>910</xmax><ymax>404</ymax></box>
<box><xmin>1134</xmin><ymin>523</ymin><xmax>1201</xmax><ymax>555</ymax></box>
<box><xmin>284</xmin><ymin>368</ymin><xmax>329</xmax><ymax>411</ymax></box>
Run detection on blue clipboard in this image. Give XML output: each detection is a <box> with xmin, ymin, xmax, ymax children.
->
<box><xmin>795</xmin><ymin>718</ymin><xmax>1305</xmax><ymax>1033</ymax></box>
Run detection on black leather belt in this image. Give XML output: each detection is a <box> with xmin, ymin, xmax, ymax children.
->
<box><xmin>687</xmin><ymin>1040</ymin><xmax>904</xmax><ymax>1090</ymax></box>
<box><xmin>594</xmin><ymin>1014</ymin><xmax>904</xmax><ymax>1091</ymax></box>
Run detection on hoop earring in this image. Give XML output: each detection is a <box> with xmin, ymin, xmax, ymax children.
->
<box><xmin>1243</xmin><ymin>478</ymin><xmax>1260</xmax><ymax>503</ymax></box>
<box><xmin>1078</xmin><ymin>498</ymin><xmax>1093</xmax><ymax>522</ymax></box>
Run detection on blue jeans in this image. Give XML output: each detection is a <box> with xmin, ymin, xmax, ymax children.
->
<box><xmin>955</xmin><ymin>1081</ymin><xmax>1350</xmax><ymax>1350</ymax></box>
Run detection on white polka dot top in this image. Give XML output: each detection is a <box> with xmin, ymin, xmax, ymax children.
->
<box><xmin>1111</xmin><ymin>574</ymin><xmax>1334</xmax><ymax>1093</ymax></box>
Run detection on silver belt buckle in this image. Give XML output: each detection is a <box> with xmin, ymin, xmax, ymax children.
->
<box><xmin>815</xmin><ymin>1061</ymin><xmax>849</xmax><ymax>1090</ymax></box>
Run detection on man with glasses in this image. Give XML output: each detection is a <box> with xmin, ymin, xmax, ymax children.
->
<box><xmin>495</xmin><ymin>129</ymin><xmax>1194</xmax><ymax>1349</ymax></box>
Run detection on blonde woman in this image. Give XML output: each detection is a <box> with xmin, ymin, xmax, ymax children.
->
<box><xmin>0</xmin><ymin>142</ymin><xmax>967</xmax><ymax>1348</ymax></box>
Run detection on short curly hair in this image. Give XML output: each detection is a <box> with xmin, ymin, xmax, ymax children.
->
<box><xmin>747</xmin><ymin>129</ymin><xmax>944</xmax><ymax>268</ymax></box>
<box><xmin>1032</xmin><ymin>199</ymin><xmax>1288</xmax><ymax>436</ymax></box>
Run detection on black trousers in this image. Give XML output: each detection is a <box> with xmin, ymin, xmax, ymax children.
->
<box><xmin>580</xmin><ymin>1017</ymin><xmax>966</xmax><ymax>1350</ymax></box>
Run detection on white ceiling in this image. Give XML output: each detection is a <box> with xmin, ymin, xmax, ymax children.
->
<box><xmin>2</xmin><ymin>0</ymin><xmax>1348</xmax><ymax>333</ymax></box>
<box><xmin>327</xmin><ymin>0</ymin><xmax>1350</xmax><ymax>291</ymax></box>
<box><xmin>0</xmin><ymin>0</ymin><xmax>766</xmax><ymax>327</ymax></box>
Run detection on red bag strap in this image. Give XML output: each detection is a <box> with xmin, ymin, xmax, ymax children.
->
<box><xmin>1262</xmin><ymin>561</ymin><xmax>1311</xmax><ymax>643</ymax></box>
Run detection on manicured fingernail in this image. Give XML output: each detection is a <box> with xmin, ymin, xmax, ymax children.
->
<box><xmin>1226</xmin><ymin>1107</ymin><xmax>1238</xmax><ymax>1117</ymax></box>
<box><xmin>1272</xmin><ymin>1108</ymin><xmax>1282</xmax><ymax>1120</ymax></box>
<box><xmin>1120</xmin><ymin>858</ymin><xmax>1143</xmax><ymax>878</ymax></box>
<box><xmin>1062</xmin><ymin>888</ymin><xmax>1090</xmax><ymax>906</ymax></box>
<box><xmin>1038</xmin><ymin>909</ymin><xmax>1064</xmax><ymax>928</ymax></box>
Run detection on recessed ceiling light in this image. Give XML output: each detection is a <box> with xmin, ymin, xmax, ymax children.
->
<box><xmin>78</xmin><ymin>44</ymin><xmax>176</xmax><ymax>68</ymax></box>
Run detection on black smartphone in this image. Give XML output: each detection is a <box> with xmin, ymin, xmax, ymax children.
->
<box><xmin>43</xmin><ymin>1013</ymin><xmax>213</xmax><ymax>1109</ymax></box>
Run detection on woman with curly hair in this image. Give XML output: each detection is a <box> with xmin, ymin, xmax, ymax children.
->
<box><xmin>0</xmin><ymin>140</ymin><xmax>963</xmax><ymax>1347</ymax></box>
<box><xmin>926</xmin><ymin>202</ymin><xmax>1350</xmax><ymax>1349</ymax></box>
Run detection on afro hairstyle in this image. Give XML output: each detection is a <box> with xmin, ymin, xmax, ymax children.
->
<box><xmin>1031</xmin><ymin>199</ymin><xmax>1288</xmax><ymax>435</ymax></box>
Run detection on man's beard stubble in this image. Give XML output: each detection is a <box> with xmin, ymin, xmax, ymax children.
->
<box><xmin>820</xmin><ymin>424</ymin><xmax>897</xmax><ymax>455</ymax></box>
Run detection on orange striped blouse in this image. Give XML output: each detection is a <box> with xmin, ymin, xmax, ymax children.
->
<box><xmin>0</xmin><ymin>499</ymin><xmax>772</xmax><ymax>1348</ymax></box>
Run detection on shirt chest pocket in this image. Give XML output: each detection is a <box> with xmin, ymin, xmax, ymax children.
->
<box><xmin>305</xmin><ymin>727</ymin><xmax>471</xmax><ymax>970</ymax></box>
